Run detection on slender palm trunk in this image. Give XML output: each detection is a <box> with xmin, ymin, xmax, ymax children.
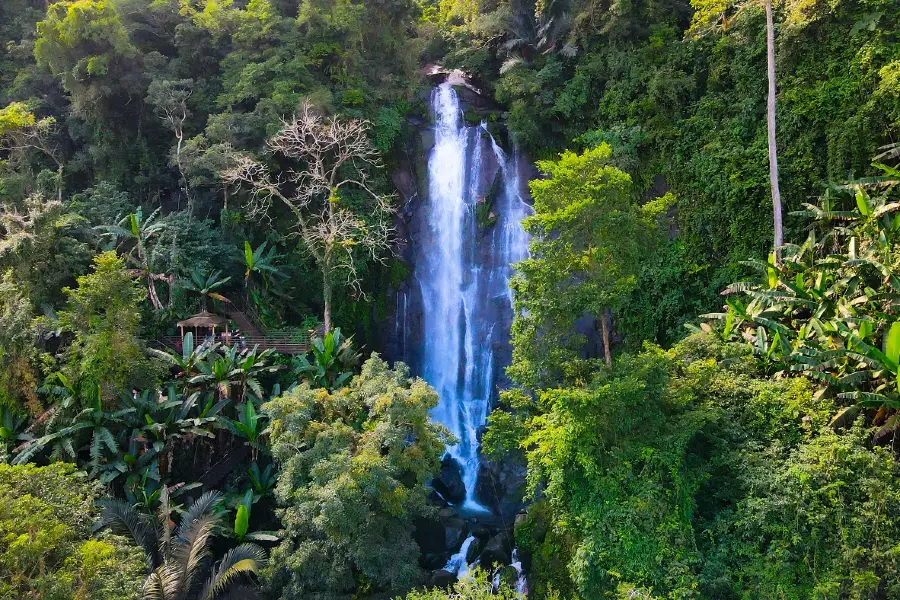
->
<box><xmin>57</xmin><ymin>164</ymin><xmax>64</xmax><ymax>202</ymax></box>
<box><xmin>601</xmin><ymin>309</ymin><xmax>612</xmax><ymax>367</ymax></box>
<box><xmin>765</xmin><ymin>0</ymin><xmax>783</xmax><ymax>264</ymax></box>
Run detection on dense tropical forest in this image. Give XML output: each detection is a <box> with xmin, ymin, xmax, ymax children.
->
<box><xmin>1</xmin><ymin>0</ymin><xmax>900</xmax><ymax>598</ymax></box>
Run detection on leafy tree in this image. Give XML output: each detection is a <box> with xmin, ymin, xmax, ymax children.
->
<box><xmin>222</xmin><ymin>102</ymin><xmax>394</xmax><ymax>332</ymax></box>
<box><xmin>489</xmin><ymin>330</ymin><xmax>900</xmax><ymax>599</ymax></box>
<box><xmin>509</xmin><ymin>144</ymin><xmax>665</xmax><ymax>387</ymax></box>
<box><xmin>0</xmin><ymin>462</ymin><xmax>145</xmax><ymax>600</ymax></box>
<box><xmin>58</xmin><ymin>251</ymin><xmax>152</xmax><ymax>401</ymax></box>
<box><xmin>263</xmin><ymin>356</ymin><xmax>451</xmax><ymax>600</ymax></box>
<box><xmin>727</xmin><ymin>423</ymin><xmax>900</xmax><ymax>599</ymax></box>
<box><xmin>0</xmin><ymin>101</ymin><xmax>66</xmax><ymax>201</ymax></box>
<box><xmin>147</xmin><ymin>79</ymin><xmax>196</xmax><ymax>208</ymax></box>
<box><xmin>402</xmin><ymin>568</ymin><xmax>527</xmax><ymax>599</ymax></box>
<box><xmin>0</xmin><ymin>270</ymin><xmax>40</xmax><ymax>414</ymax></box>
<box><xmin>98</xmin><ymin>489</ymin><xmax>267</xmax><ymax>600</ymax></box>
<box><xmin>0</xmin><ymin>194</ymin><xmax>92</xmax><ymax>307</ymax></box>
<box><xmin>68</xmin><ymin>182</ymin><xmax>134</xmax><ymax>227</ymax></box>
<box><xmin>34</xmin><ymin>0</ymin><xmax>140</xmax><ymax>119</ymax></box>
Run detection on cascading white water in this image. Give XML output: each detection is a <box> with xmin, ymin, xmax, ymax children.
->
<box><xmin>416</xmin><ymin>82</ymin><xmax>531</xmax><ymax>510</ymax></box>
<box><xmin>444</xmin><ymin>535</ymin><xmax>477</xmax><ymax>577</ymax></box>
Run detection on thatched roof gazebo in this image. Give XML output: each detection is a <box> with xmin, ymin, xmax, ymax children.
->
<box><xmin>176</xmin><ymin>310</ymin><xmax>229</xmax><ymax>343</ymax></box>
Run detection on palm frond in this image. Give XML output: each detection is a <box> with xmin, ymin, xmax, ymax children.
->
<box><xmin>96</xmin><ymin>498</ymin><xmax>161</xmax><ymax>567</ymax></box>
<box><xmin>199</xmin><ymin>543</ymin><xmax>267</xmax><ymax>600</ymax></box>
<box><xmin>173</xmin><ymin>514</ymin><xmax>220</xmax><ymax>597</ymax></box>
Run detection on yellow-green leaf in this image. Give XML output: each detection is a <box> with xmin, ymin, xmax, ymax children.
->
<box><xmin>885</xmin><ymin>322</ymin><xmax>900</xmax><ymax>365</ymax></box>
<box><xmin>856</xmin><ymin>189</ymin><xmax>871</xmax><ymax>216</ymax></box>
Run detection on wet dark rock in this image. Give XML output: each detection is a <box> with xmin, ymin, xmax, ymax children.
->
<box><xmin>466</xmin><ymin>534</ymin><xmax>487</xmax><ymax>563</ymax></box>
<box><xmin>422</xmin><ymin>552</ymin><xmax>449</xmax><ymax>571</ymax></box>
<box><xmin>427</xmin><ymin>488</ymin><xmax>450</xmax><ymax>508</ymax></box>
<box><xmin>445</xmin><ymin>517</ymin><xmax>469</xmax><ymax>552</ymax></box>
<box><xmin>433</xmin><ymin>457</ymin><xmax>466</xmax><ymax>505</ymax></box>
<box><xmin>420</xmin><ymin>129</ymin><xmax>436</xmax><ymax>156</ymax></box>
<box><xmin>428</xmin><ymin>569</ymin><xmax>457</xmax><ymax>589</ymax></box>
<box><xmin>414</xmin><ymin>516</ymin><xmax>446</xmax><ymax>556</ymax></box>
<box><xmin>478</xmin><ymin>530</ymin><xmax>514</xmax><ymax>569</ymax></box>
<box><xmin>474</xmin><ymin>455</ymin><xmax>526</xmax><ymax>520</ymax></box>
<box><xmin>392</xmin><ymin>167</ymin><xmax>418</xmax><ymax>204</ymax></box>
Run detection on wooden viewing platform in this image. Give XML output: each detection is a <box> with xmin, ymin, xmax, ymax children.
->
<box><xmin>158</xmin><ymin>303</ymin><xmax>320</xmax><ymax>356</ymax></box>
<box><xmin>158</xmin><ymin>332</ymin><xmax>313</xmax><ymax>355</ymax></box>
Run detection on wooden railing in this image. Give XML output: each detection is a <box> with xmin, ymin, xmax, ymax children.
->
<box><xmin>158</xmin><ymin>331</ymin><xmax>315</xmax><ymax>356</ymax></box>
<box><xmin>159</xmin><ymin>301</ymin><xmax>325</xmax><ymax>356</ymax></box>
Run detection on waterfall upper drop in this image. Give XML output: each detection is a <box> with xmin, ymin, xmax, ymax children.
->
<box><xmin>399</xmin><ymin>82</ymin><xmax>531</xmax><ymax>511</ymax></box>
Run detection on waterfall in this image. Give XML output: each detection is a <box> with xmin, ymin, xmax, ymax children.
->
<box><xmin>444</xmin><ymin>535</ymin><xmax>476</xmax><ymax>576</ymax></box>
<box><xmin>412</xmin><ymin>82</ymin><xmax>531</xmax><ymax>510</ymax></box>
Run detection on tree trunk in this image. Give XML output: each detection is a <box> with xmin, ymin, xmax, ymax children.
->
<box><xmin>57</xmin><ymin>164</ymin><xmax>64</xmax><ymax>203</ymax></box>
<box><xmin>765</xmin><ymin>0</ymin><xmax>783</xmax><ymax>264</ymax></box>
<box><xmin>601</xmin><ymin>309</ymin><xmax>612</xmax><ymax>367</ymax></box>
<box><xmin>323</xmin><ymin>273</ymin><xmax>332</xmax><ymax>333</ymax></box>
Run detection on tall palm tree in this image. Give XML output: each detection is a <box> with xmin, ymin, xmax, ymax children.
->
<box><xmin>181</xmin><ymin>268</ymin><xmax>232</xmax><ymax>312</ymax></box>
<box><xmin>99</xmin><ymin>207</ymin><xmax>173</xmax><ymax>310</ymax></box>
<box><xmin>241</xmin><ymin>241</ymin><xmax>286</xmax><ymax>304</ymax></box>
<box><xmin>97</xmin><ymin>489</ymin><xmax>266</xmax><ymax>600</ymax></box>
<box><xmin>765</xmin><ymin>0</ymin><xmax>783</xmax><ymax>264</ymax></box>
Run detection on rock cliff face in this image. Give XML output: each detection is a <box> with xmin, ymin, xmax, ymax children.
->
<box><xmin>382</xmin><ymin>72</ymin><xmax>532</xmax><ymax>527</ymax></box>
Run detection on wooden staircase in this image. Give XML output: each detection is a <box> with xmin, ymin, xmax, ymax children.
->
<box><xmin>222</xmin><ymin>304</ymin><xmax>265</xmax><ymax>337</ymax></box>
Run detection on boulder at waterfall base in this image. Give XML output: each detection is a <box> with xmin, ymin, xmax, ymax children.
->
<box><xmin>478</xmin><ymin>530</ymin><xmax>514</xmax><ymax>569</ymax></box>
<box><xmin>428</xmin><ymin>569</ymin><xmax>457</xmax><ymax>589</ymax></box>
<box><xmin>433</xmin><ymin>457</ymin><xmax>466</xmax><ymax>504</ymax></box>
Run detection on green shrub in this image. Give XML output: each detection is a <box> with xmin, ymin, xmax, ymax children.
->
<box><xmin>0</xmin><ymin>462</ymin><xmax>145</xmax><ymax>600</ymax></box>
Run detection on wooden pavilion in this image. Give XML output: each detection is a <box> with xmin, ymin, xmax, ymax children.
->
<box><xmin>176</xmin><ymin>310</ymin><xmax>230</xmax><ymax>345</ymax></box>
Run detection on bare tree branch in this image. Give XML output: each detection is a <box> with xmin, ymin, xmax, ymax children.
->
<box><xmin>220</xmin><ymin>101</ymin><xmax>395</xmax><ymax>331</ymax></box>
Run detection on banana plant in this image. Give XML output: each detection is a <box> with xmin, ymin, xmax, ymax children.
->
<box><xmin>247</xmin><ymin>461</ymin><xmax>276</xmax><ymax>500</ymax></box>
<box><xmin>190</xmin><ymin>344</ymin><xmax>278</xmax><ymax>404</ymax></box>
<box><xmin>703</xmin><ymin>164</ymin><xmax>900</xmax><ymax>433</ymax></box>
<box><xmin>123</xmin><ymin>468</ymin><xmax>201</xmax><ymax>512</ymax></box>
<box><xmin>94</xmin><ymin>430</ymin><xmax>160</xmax><ymax>486</ymax></box>
<box><xmin>12</xmin><ymin>384</ymin><xmax>134</xmax><ymax>470</ymax></box>
<box><xmin>242</xmin><ymin>240</ymin><xmax>287</xmax><ymax>303</ymax></box>
<box><xmin>224</xmin><ymin>400</ymin><xmax>268</xmax><ymax>460</ymax></box>
<box><xmin>0</xmin><ymin>407</ymin><xmax>31</xmax><ymax>463</ymax></box>
<box><xmin>223</xmin><ymin>489</ymin><xmax>279</xmax><ymax>544</ymax></box>
<box><xmin>148</xmin><ymin>331</ymin><xmax>218</xmax><ymax>381</ymax></box>
<box><xmin>97</xmin><ymin>206</ymin><xmax>173</xmax><ymax>310</ymax></box>
<box><xmin>293</xmin><ymin>328</ymin><xmax>361</xmax><ymax>390</ymax></box>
